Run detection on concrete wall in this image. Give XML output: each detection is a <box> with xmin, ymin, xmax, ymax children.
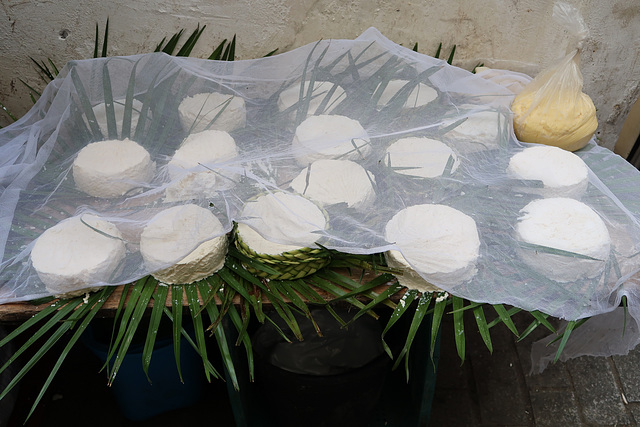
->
<box><xmin>1</xmin><ymin>0</ymin><xmax>639</xmax><ymax>150</ymax></box>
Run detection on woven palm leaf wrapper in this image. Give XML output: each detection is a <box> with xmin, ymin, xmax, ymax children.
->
<box><xmin>233</xmin><ymin>224</ymin><xmax>331</xmax><ymax>280</ymax></box>
<box><xmin>233</xmin><ymin>192</ymin><xmax>331</xmax><ymax>280</ymax></box>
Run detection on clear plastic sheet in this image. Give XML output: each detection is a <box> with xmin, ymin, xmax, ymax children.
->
<box><xmin>1</xmin><ymin>28</ymin><xmax>640</xmax><ymax>362</ymax></box>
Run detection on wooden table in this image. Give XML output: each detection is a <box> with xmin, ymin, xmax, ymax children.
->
<box><xmin>0</xmin><ymin>268</ymin><xmax>400</xmax><ymax>323</ymax></box>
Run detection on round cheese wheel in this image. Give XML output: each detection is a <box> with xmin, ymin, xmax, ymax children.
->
<box><xmin>292</xmin><ymin>115</ymin><xmax>371</xmax><ymax>166</ymax></box>
<box><xmin>140</xmin><ymin>204</ymin><xmax>228</xmax><ymax>284</ymax></box>
<box><xmin>385</xmin><ymin>137</ymin><xmax>459</xmax><ymax>178</ymax></box>
<box><xmin>444</xmin><ymin>110</ymin><xmax>503</xmax><ymax>153</ymax></box>
<box><xmin>290</xmin><ymin>159</ymin><xmax>375</xmax><ymax>210</ymax></box>
<box><xmin>507</xmin><ymin>145</ymin><xmax>589</xmax><ymax>199</ymax></box>
<box><xmin>178</xmin><ymin>92</ymin><xmax>246</xmax><ymax>133</ymax></box>
<box><xmin>72</xmin><ymin>138</ymin><xmax>155</xmax><ymax>198</ymax></box>
<box><xmin>236</xmin><ymin>192</ymin><xmax>326</xmax><ymax>255</ymax></box>
<box><xmin>31</xmin><ymin>215</ymin><xmax>126</xmax><ymax>296</ymax></box>
<box><xmin>385</xmin><ymin>204</ymin><xmax>480</xmax><ymax>290</ymax></box>
<box><xmin>91</xmin><ymin>99</ymin><xmax>149</xmax><ymax>137</ymax></box>
<box><xmin>515</xmin><ymin>197</ymin><xmax>610</xmax><ymax>282</ymax></box>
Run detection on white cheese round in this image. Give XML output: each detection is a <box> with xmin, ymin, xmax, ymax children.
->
<box><xmin>507</xmin><ymin>145</ymin><xmax>589</xmax><ymax>199</ymax></box>
<box><xmin>444</xmin><ymin>110</ymin><xmax>503</xmax><ymax>153</ymax></box>
<box><xmin>91</xmin><ymin>99</ymin><xmax>149</xmax><ymax>137</ymax></box>
<box><xmin>376</xmin><ymin>80</ymin><xmax>437</xmax><ymax>109</ymax></box>
<box><xmin>237</xmin><ymin>192</ymin><xmax>327</xmax><ymax>255</ymax></box>
<box><xmin>72</xmin><ymin>138</ymin><xmax>155</xmax><ymax>198</ymax></box>
<box><xmin>278</xmin><ymin>81</ymin><xmax>346</xmax><ymax>116</ymax></box>
<box><xmin>290</xmin><ymin>159</ymin><xmax>375</xmax><ymax>210</ymax></box>
<box><xmin>178</xmin><ymin>92</ymin><xmax>246</xmax><ymax>133</ymax></box>
<box><xmin>516</xmin><ymin>198</ymin><xmax>611</xmax><ymax>282</ymax></box>
<box><xmin>385</xmin><ymin>137</ymin><xmax>460</xmax><ymax>178</ymax></box>
<box><xmin>384</xmin><ymin>204</ymin><xmax>480</xmax><ymax>290</ymax></box>
<box><xmin>165</xmin><ymin>130</ymin><xmax>239</xmax><ymax>201</ymax></box>
<box><xmin>31</xmin><ymin>215</ymin><xmax>126</xmax><ymax>296</ymax></box>
<box><xmin>292</xmin><ymin>115</ymin><xmax>371</xmax><ymax>166</ymax></box>
<box><xmin>140</xmin><ymin>204</ymin><xmax>228</xmax><ymax>284</ymax></box>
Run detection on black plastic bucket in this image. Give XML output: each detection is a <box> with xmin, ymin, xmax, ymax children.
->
<box><xmin>252</xmin><ymin>308</ymin><xmax>390</xmax><ymax>427</ymax></box>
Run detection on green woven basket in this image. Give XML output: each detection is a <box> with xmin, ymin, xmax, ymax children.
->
<box><xmin>233</xmin><ymin>223</ymin><xmax>331</xmax><ymax>280</ymax></box>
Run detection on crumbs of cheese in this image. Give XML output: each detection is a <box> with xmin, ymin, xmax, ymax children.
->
<box><xmin>165</xmin><ymin>130</ymin><xmax>239</xmax><ymax>201</ymax></box>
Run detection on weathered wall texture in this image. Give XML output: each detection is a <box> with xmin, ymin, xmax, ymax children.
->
<box><xmin>1</xmin><ymin>0</ymin><xmax>639</xmax><ymax>150</ymax></box>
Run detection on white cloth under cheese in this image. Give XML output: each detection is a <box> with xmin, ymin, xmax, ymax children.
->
<box><xmin>515</xmin><ymin>197</ymin><xmax>611</xmax><ymax>282</ymax></box>
<box><xmin>385</xmin><ymin>137</ymin><xmax>460</xmax><ymax>178</ymax></box>
<box><xmin>384</xmin><ymin>204</ymin><xmax>480</xmax><ymax>291</ymax></box>
<box><xmin>165</xmin><ymin>130</ymin><xmax>239</xmax><ymax>201</ymax></box>
<box><xmin>507</xmin><ymin>145</ymin><xmax>589</xmax><ymax>199</ymax></box>
<box><xmin>140</xmin><ymin>204</ymin><xmax>228</xmax><ymax>284</ymax></box>
<box><xmin>72</xmin><ymin>138</ymin><xmax>155</xmax><ymax>198</ymax></box>
<box><xmin>30</xmin><ymin>215</ymin><xmax>126</xmax><ymax>296</ymax></box>
<box><xmin>290</xmin><ymin>159</ymin><xmax>375</xmax><ymax>210</ymax></box>
<box><xmin>376</xmin><ymin>80</ymin><xmax>437</xmax><ymax>109</ymax></box>
<box><xmin>292</xmin><ymin>115</ymin><xmax>371</xmax><ymax>166</ymax></box>
<box><xmin>178</xmin><ymin>92</ymin><xmax>246</xmax><ymax>133</ymax></box>
<box><xmin>278</xmin><ymin>81</ymin><xmax>346</xmax><ymax>116</ymax></box>
<box><xmin>236</xmin><ymin>192</ymin><xmax>327</xmax><ymax>255</ymax></box>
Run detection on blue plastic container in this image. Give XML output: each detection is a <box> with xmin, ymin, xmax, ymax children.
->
<box><xmin>81</xmin><ymin>322</ymin><xmax>206</xmax><ymax>421</ymax></box>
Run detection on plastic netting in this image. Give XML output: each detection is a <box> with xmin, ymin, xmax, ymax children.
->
<box><xmin>1</xmin><ymin>28</ymin><xmax>640</xmax><ymax>359</ymax></box>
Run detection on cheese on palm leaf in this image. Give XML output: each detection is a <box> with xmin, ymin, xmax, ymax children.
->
<box><xmin>236</xmin><ymin>193</ymin><xmax>326</xmax><ymax>255</ymax></box>
<box><xmin>292</xmin><ymin>115</ymin><xmax>371</xmax><ymax>166</ymax></box>
<box><xmin>140</xmin><ymin>204</ymin><xmax>228</xmax><ymax>284</ymax></box>
<box><xmin>165</xmin><ymin>130</ymin><xmax>239</xmax><ymax>201</ymax></box>
<box><xmin>516</xmin><ymin>197</ymin><xmax>610</xmax><ymax>282</ymax></box>
<box><xmin>278</xmin><ymin>81</ymin><xmax>346</xmax><ymax>116</ymax></box>
<box><xmin>507</xmin><ymin>145</ymin><xmax>589</xmax><ymax>199</ymax></box>
<box><xmin>72</xmin><ymin>138</ymin><xmax>155</xmax><ymax>198</ymax></box>
<box><xmin>290</xmin><ymin>159</ymin><xmax>375</xmax><ymax>210</ymax></box>
<box><xmin>30</xmin><ymin>215</ymin><xmax>126</xmax><ymax>297</ymax></box>
<box><xmin>376</xmin><ymin>80</ymin><xmax>437</xmax><ymax>109</ymax></box>
<box><xmin>178</xmin><ymin>92</ymin><xmax>246</xmax><ymax>133</ymax></box>
<box><xmin>385</xmin><ymin>204</ymin><xmax>480</xmax><ymax>291</ymax></box>
<box><xmin>385</xmin><ymin>137</ymin><xmax>459</xmax><ymax>178</ymax></box>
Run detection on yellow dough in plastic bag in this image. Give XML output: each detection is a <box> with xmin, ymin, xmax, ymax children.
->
<box><xmin>512</xmin><ymin>88</ymin><xmax>597</xmax><ymax>152</ymax></box>
<box><xmin>512</xmin><ymin>2</ymin><xmax>597</xmax><ymax>152</ymax></box>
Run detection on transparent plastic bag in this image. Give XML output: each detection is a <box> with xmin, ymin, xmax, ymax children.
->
<box><xmin>512</xmin><ymin>2</ymin><xmax>598</xmax><ymax>151</ymax></box>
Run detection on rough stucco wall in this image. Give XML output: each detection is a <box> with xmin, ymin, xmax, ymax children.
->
<box><xmin>1</xmin><ymin>0</ymin><xmax>639</xmax><ymax>150</ymax></box>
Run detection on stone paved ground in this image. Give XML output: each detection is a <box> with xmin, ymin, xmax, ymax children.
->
<box><xmin>431</xmin><ymin>311</ymin><xmax>639</xmax><ymax>426</ymax></box>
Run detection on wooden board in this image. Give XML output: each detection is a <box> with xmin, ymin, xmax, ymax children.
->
<box><xmin>0</xmin><ymin>268</ymin><xmax>401</xmax><ymax>323</ymax></box>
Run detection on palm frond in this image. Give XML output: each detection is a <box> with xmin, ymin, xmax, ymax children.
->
<box><xmin>175</xmin><ymin>25</ymin><xmax>207</xmax><ymax>57</ymax></box>
<box><xmin>29</xmin><ymin>57</ymin><xmax>56</xmax><ymax>81</ymax></box>
<box><xmin>0</xmin><ymin>100</ymin><xmax>18</xmax><ymax>123</ymax></box>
